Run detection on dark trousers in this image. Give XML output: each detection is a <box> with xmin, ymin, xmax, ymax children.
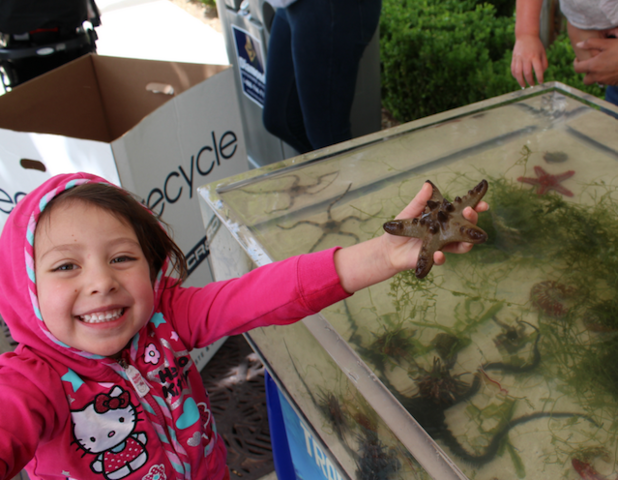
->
<box><xmin>605</xmin><ymin>85</ymin><xmax>618</xmax><ymax>107</ymax></box>
<box><xmin>262</xmin><ymin>0</ymin><xmax>381</xmax><ymax>153</ymax></box>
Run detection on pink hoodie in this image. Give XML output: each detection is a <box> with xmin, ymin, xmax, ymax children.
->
<box><xmin>0</xmin><ymin>173</ymin><xmax>350</xmax><ymax>480</ymax></box>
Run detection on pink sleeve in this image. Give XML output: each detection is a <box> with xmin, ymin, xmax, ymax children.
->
<box><xmin>162</xmin><ymin>247</ymin><xmax>351</xmax><ymax>349</ymax></box>
<box><xmin>0</xmin><ymin>353</ymin><xmax>68</xmax><ymax>479</ymax></box>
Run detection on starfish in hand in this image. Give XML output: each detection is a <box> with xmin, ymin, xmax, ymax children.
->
<box><xmin>383</xmin><ymin>180</ymin><xmax>489</xmax><ymax>279</ymax></box>
<box><xmin>517</xmin><ymin>166</ymin><xmax>575</xmax><ymax>197</ymax></box>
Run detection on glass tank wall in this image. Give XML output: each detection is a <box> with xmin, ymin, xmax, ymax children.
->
<box><xmin>198</xmin><ymin>83</ymin><xmax>618</xmax><ymax>480</ymax></box>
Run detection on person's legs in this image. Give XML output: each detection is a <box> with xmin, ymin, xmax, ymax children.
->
<box><xmin>605</xmin><ymin>85</ymin><xmax>618</xmax><ymax>107</ymax></box>
<box><xmin>262</xmin><ymin>8</ymin><xmax>313</xmax><ymax>153</ymax></box>
<box><xmin>287</xmin><ymin>0</ymin><xmax>381</xmax><ymax>150</ymax></box>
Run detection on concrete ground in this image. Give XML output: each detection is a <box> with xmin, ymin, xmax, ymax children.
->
<box><xmin>95</xmin><ymin>0</ymin><xmax>228</xmax><ymax>65</ymax></box>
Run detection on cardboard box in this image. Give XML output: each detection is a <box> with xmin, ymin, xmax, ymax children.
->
<box><xmin>0</xmin><ymin>54</ymin><xmax>249</xmax><ymax>366</ymax></box>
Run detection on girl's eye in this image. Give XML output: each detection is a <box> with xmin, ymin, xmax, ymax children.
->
<box><xmin>54</xmin><ymin>263</ymin><xmax>77</xmax><ymax>272</ymax></box>
<box><xmin>111</xmin><ymin>256</ymin><xmax>135</xmax><ymax>264</ymax></box>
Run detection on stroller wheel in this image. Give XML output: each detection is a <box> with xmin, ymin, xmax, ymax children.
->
<box><xmin>0</xmin><ymin>62</ymin><xmax>17</xmax><ymax>93</ymax></box>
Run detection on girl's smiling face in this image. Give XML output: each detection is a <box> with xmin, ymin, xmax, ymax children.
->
<box><xmin>34</xmin><ymin>200</ymin><xmax>155</xmax><ymax>357</ymax></box>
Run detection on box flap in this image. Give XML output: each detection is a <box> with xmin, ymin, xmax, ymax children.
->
<box><xmin>0</xmin><ymin>54</ymin><xmax>231</xmax><ymax>143</ymax></box>
<box><xmin>0</xmin><ymin>55</ymin><xmax>112</xmax><ymax>142</ymax></box>
<box><xmin>91</xmin><ymin>56</ymin><xmax>230</xmax><ymax>141</ymax></box>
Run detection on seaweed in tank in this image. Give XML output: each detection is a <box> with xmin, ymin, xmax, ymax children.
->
<box><xmin>316</xmin><ymin>153</ymin><xmax>618</xmax><ymax>475</ymax></box>
<box><xmin>315</xmin><ymin>388</ymin><xmax>351</xmax><ymax>442</ymax></box>
<box><xmin>414</xmin><ymin>356</ymin><xmax>472</xmax><ymax>406</ymax></box>
<box><xmin>432</xmin><ymin>332</ymin><xmax>468</xmax><ymax>362</ymax></box>
<box><xmin>284</xmin><ymin>340</ymin><xmax>412</xmax><ymax>479</ymax></box>
<box><xmin>383</xmin><ymin>325</ymin><xmax>597</xmax><ymax>467</ymax></box>
<box><xmin>355</xmin><ymin>430</ymin><xmax>401</xmax><ymax>480</ymax></box>
<box><xmin>380</xmin><ymin>161</ymin><xmax>618</xmax><ymax>471</ymax></box>
<box><xmin>467</xmin><ymin>176</ymin><xmax>572</xmax><ymax>262</ymax></box>
<box><xmin>583</xmin><ymin>299</ymin><xmax>618</xmax><ymax>333</ymax></box>
<box><xmin>362</xmin><ymin>323</ymin><xmax>417</xmax><ymax>373</ymax></box>
<box><xmin>492</xmin><ymin>316</ymin><xmax>531</xmax><ymax>354</ymax></box>
<box><xmin>482</xmin><ymin>320</ymin><xmax>540</xmax><ymax>374</ymax></box>
<box><xmin>523</xmin><ymin>181</ymin><xmax>618</xmax><ymax>406</ymax></box>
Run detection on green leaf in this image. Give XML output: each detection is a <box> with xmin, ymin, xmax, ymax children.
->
<box><xmin>506</xmin><ymin>442</ymin><xmax>526</xmax><ymax>478</ymax></box>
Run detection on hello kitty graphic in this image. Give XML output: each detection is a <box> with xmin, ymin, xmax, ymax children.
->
<box><xmin>71</xmin><ymin>386</ymin><xmax>148</xmax><ymax>479</ymax></box>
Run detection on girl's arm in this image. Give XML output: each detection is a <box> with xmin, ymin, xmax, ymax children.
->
<box><xmin>170</xmin><ymin>183</ymin><xmax>487</xmax><ymax>347</ymax></box>
<box><xmin>511</xmin><ymin>0</ymin><xmax>548</xmax><ymax>87</ymax></box>
<box><xmin>334</xmin><ymin>181</ymin><xmax>488</xmax><ymax>293</ymax></box>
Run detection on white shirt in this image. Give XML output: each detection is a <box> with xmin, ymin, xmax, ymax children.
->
<box><xmin>560</xmin><ymin>0</ymin><xmax>618</xmax><ymax>29</ymax></box>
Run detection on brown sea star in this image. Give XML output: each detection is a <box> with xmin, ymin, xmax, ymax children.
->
<box><xmin>383</xmin><ymin>180</ymin><xmax>488</xmax><ymax>278</ymax></box>
<box><xmin>517</xmin><ymin>166</ymin><xmax>575</xmax><ymax>197</ymax></box>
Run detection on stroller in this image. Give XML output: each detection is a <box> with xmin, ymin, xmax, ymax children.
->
<box><xmin>0</xmin><ymin>0</ymin><xmax>101</xmax><ymax>92</ymax></box>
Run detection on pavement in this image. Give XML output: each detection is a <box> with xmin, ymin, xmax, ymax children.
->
<box><xmin>95</xmin><ymin>0</ymin><xmax>228</xmax><ymax>65</ymax></box>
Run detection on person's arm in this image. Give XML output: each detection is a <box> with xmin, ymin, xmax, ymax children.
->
<box><xmin>511</xmin><ymin>0</ymin><xmax>548</xmax><ymax>87</ymax></box>
<box><xmin>166</xmin><ymin>246</ymin><xmax>350</xmax><ymax>348</ymax></box>
<box><xmin>334</xmin><ymin>182</ymin><xmax>488</xmax><ymax>293</ymax></box>
<box><xmin>573</xmin><ymin>38</ymin><xmax>618</xmax><ymax>85</ymax></box>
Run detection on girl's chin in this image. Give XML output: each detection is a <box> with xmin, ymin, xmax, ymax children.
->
<box><xmin>85</xmin><ymin>342</ymin><xmax>128</xmax><ymax>358</ymax></box>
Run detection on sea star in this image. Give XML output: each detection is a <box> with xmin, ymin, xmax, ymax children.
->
<box><xmin>383</xmin><ymin>180</ymin><xmax>488</xmax><ymax>278</ymax></box>
<box><xmin>517</xmin><ymin>166</ymin><xmax>575</xmax><ymax>197</ymax></box>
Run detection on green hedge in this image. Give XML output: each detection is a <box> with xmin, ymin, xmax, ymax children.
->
<box><xmin>380</xmin><ymin>0</ymin><xmax>605</xmax><ymax>123</ymax></box>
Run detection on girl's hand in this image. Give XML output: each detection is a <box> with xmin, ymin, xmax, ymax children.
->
<box><xmin>383</xmin><ymin>181</ymin><xmax>489</xmax><ymax>274</ymax></box>
<box><xmin>334</xmin><ymin>182</ymin><xmax>489</xmax><ymax>294</ymax></box>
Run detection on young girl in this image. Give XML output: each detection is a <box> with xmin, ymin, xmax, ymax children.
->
<box><xmin>0</xmin><ymin>172</ymin><xmax>487</xmax><ymax>480</ymax></box>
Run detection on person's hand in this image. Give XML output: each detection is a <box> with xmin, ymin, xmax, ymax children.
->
<box><xmin>511</xmin><ymin>35</ymin><xmax>548</xmax><ymax>88</ymax></box>
<box><xmin>573</xmin><ymin>38</ymin><xmax>618</xmax><ymax>85</ymax></box>
<box><xmin>382</xmin><ymin>182</ymin><xmax>489</xmax><ymax>273</ymax></box>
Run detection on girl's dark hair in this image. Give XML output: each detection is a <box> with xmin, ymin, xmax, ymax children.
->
<box><xmin>37</xmin><ymin>183</ymin><xmax>187</xmax><ymax>283</ymax></box>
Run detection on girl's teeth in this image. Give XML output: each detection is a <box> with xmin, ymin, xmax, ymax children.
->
<box><xmin>80</xmin><ymin>309</ymin><xmax>123</xmax><ymax>324</ymax></box>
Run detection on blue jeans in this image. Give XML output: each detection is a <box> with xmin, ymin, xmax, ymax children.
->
<box><xmin>262</xmin><ymin>0</ymin><xmax>382</xmax><ymax>153</ymax></box>
<box><xmin>605</xmin><ymin>85</ymin><xmax>618</xmax><ymax>107</ymax></box>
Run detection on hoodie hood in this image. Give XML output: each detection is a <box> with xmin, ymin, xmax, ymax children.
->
<box><xmin>0</xmin><ymin>173</ymin><xmax>167</xmax><ymax>374</ymax></box>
